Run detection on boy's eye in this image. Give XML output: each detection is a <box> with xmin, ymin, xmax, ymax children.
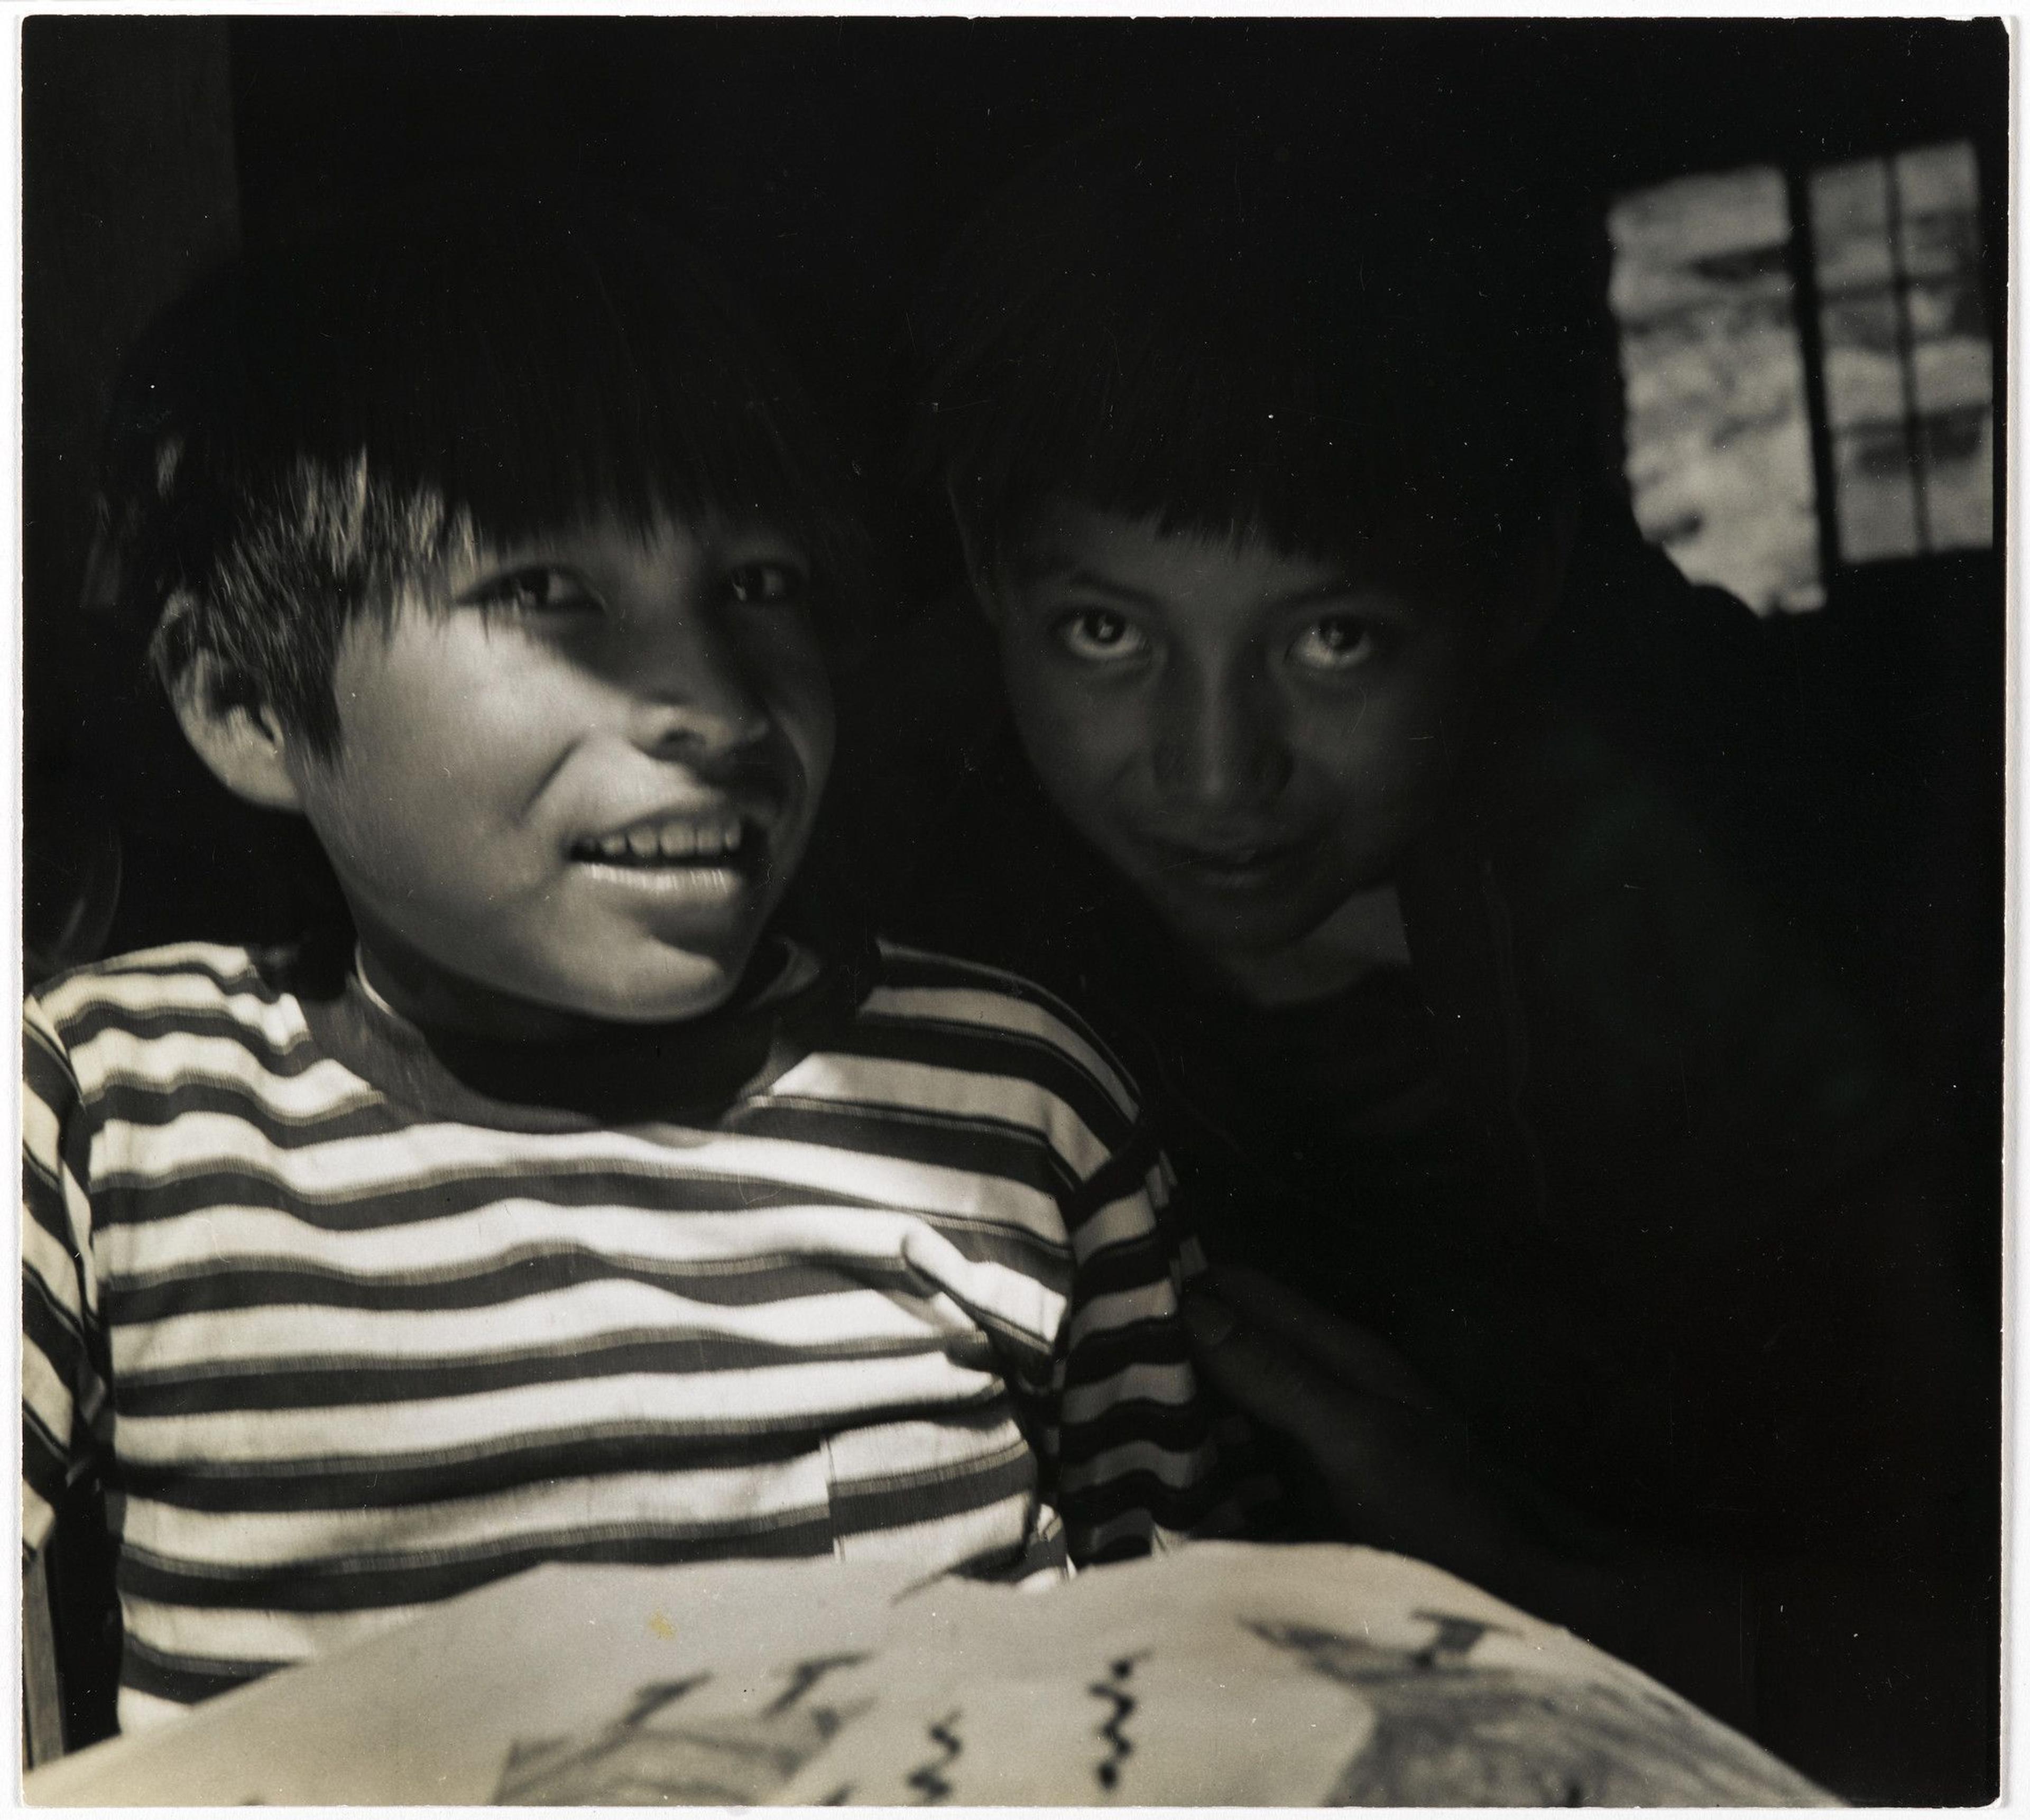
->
<box><xmin>460</xmin><ymin>566</ymin><xmax>599</xmax><ymax>617</ymax></box>
<box><xmin>723</xmin><ymin>562</ymin><xmax>807</xmax><ymax>606</ymax></box>
<box><xmin>1053</xmin><ymin>607</ymin><xmax>1151</xmax><ymax>663</ymax></box>
<box><xmin>1288</xmin><ymin>615</ymin><xmax>1379</xmax><ymax>673</ymax></box>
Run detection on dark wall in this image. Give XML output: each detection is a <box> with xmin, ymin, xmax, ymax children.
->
<box><xmin>24</xmin><ymin>18</ymin><xmax>236</xmax><ymax>637</ymax></box>
<box><xmin>23</xmin><ymin>19</ymin><xmax>241</xmax><ymax>972</ymax></box>
<box><xmin>227</xmin><ymin>17</ymin><xmax>2007</xmax><ymax>457</ymax></box>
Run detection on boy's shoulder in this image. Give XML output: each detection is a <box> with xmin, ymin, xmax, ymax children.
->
<box><xmin>26</xmin><ymin>940</ymin><xmax>313</xmax><ymax>1059</ymax></box>
<box><xmin>836</xmin><ymin>938</ymin><xmax>1169</xmax><ymax>1237</ymax></box>
<box><xmin>856</xmin><ymin>937</ymin><xmax>1143</xmax><ymax>1125</ymax></box>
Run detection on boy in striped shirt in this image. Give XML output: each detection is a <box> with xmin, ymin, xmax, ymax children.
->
<box><xmin>23</xmin><ymin>188</ymin><xmax>1241</xmax><ymax>1735</ymax></box>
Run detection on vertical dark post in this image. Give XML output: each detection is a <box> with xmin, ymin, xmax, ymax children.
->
<box><xmin>1783</xmin><ymin>163</ymin><xmax>1843</xmax><ymax>594</ymax></box>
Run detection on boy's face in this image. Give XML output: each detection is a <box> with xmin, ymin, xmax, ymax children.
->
<box><xmin>288</xmin><ymin>513</ymin><xmax>834</xmax><ymax>1034</ymax></box>
<box><xmin>986</xmin><ymin>502</ymin><xmax>1507</xmax><ymax>960</ymax></box>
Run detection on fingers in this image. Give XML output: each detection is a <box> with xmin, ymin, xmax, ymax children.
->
<box><xmin>1181</xmin><ymin>1287</ymin><xmax>1394</xmax><ymax>1461</ymax></box>
<box><xmin>1202</xmin><ymin>1265</ymin><xmax>1441</xmax><ymax>1413</ymax></box>
<box><xmin>1181</xmin><ymin>1283</ymin><xmax>1510</xmax><ymax>1578</ymax></box>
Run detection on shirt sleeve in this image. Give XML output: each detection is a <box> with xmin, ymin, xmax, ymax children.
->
<box><xmin>1045</xmin><ymin>1117</ymin><xmax>1269</xmax><ymax>1565</ymax></box>
<box><xmin>22</xmin><ymin>993</ymin><xmax>107</xmax><ymax>1567</ymax></box>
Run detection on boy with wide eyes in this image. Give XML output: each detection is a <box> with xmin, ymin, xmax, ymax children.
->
<box><xmin>22</xmin><ymin>189</ymin><xmax>1245</xmax><ymax>1739</ymax></box>
<box><xmin>984</xmin><ymin>502</ymin><xmax>1513</xmax><ymax>1007</ymax></box>
<box><xmin>898</xmin><ymin>117</ymin><xmax>1993</xmax><ymax>1796</ymax></box>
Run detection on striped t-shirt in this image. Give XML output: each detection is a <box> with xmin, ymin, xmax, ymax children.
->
<box><xmin>23</xmin><ymin>934</ymin><xmax>1242</xmax><ymax>1732</ymax></box>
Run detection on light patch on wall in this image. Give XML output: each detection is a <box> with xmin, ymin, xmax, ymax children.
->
<box><xmin>1608</xmin><ymin>166</ymin><xmax>1823</xmax><ymax>614</ymax></box>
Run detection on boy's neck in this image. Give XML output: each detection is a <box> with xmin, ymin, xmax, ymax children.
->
<box><xmin>1200</xmin><ymin>882</ymin><xmax>1411</xmax><ymax>1010</ymax></box>
<box><xmin>322</xmin><ymin>933</ymin><xmax>837</xmax><ymax>1131</ymax></box>
<box><xmin>354</xmin><ymin>944</ymin><xmax>604</xmax><ymax>1045</ymax></box>
<box><xmin>353</xmin><ymin>933</ymin><xmax>743</xmax><ymax>1047</ymax></box>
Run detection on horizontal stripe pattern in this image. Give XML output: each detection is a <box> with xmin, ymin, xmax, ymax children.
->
<box><xmin>23</xmin><ymin>938</ymin><xmax>1233</xmax><ymax>1730</ymax></box>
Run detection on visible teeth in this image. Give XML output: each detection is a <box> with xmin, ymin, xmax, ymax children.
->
<box><xmin>584</xmin><ymin>817</ymin><xmax>748</xmax><ymax>864</ymax></box>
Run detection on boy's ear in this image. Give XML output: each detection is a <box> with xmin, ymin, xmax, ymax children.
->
<box><xmin>168</xmin><ymin>654</ymin><xmax>308</xmax><ymax>814</ymax></box>
<box><xmin>944</xmin><ymin>475</ymin><xmax>1004</xmax><ymax>626</ymax></box>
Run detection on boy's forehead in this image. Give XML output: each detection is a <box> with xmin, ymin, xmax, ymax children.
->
<box><xmin>1002</xmin><ymin>500</ymin><xmax>1460</xmax><ymax>607</ymax></box>
<box><xmin>440</xmin><ymin>504</ymin><xmax>806</xmax><ymax>572</ymax></box>
<box><xmin>1006</xmin><ymin>500</ymin><xmax>1314</xmax><ymax>576</ymax></box>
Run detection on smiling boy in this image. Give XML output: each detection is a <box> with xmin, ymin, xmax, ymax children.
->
<box><xmin>214</xmin><ymin>506</ymin><xmax>832</xmax><ymax>1038</ymax></box>
<box><xmin>22</xmin><ymin>190</ymin><xmax>1240</xmax><ymax>1736</ymax></box>
<box><xmin>896</xmin><ymin>118</ymin><xmax>1994</xmax><ymax>1793</ymax></box>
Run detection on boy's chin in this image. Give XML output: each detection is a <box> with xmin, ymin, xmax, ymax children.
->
<box><xmin>364</xmin><ymin>929</ymin><xmax>770</xmax><ymax>1042</ymax></box>
<box><xmin>561</xmin><ymin>971</ymin><xmax>745</xmax><ymax>1027</ymax></box>
<box><xmin>1145</xmin><ymin>884</ymin><xmax>1351</xmax><ymax>963</ymax></box>
<box><xmin>525</xmin><ymin>944</ymin><xmax>766</xmax><ymax>1031</ymax></box>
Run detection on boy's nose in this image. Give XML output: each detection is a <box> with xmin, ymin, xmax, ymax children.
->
<box><xmin>620</xmin><ymin>624</ymin><xmax>773</xmax><ymax>762</ymax></box>
<box><xmin>1150</xmin><ymin>663</ymin><xmax>1293</xmax><ymax>811</ymax></box>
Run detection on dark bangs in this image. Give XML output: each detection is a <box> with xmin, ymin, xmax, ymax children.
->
<box><xmin>242</xmin><ymin>184</ymin><xmax>856</xmax><ymax>578</ymax></box>
<box><xmin>917</xmin><ymin>118</ymin><xmax>1603</xmax><ymax>584</ymax></box>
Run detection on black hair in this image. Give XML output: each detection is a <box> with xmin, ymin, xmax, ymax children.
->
<box><xmin>914</xmin><ymin>110</ymin><xmax>1610</xmax><ymax>587</ymax></box>
<box><xmin>105</xmin><ymin>182</ymin><xmax>863</xmax><ymax>756</ymax></box>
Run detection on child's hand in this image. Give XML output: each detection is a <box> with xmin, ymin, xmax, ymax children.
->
<box><xmin>1181</xmin><ymin>1265</ymin><xmax>1526</xmax><ymax>1591</ymax></box>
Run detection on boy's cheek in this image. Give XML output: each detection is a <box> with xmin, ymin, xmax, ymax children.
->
<box><xmin>772</xmin><ymin>678</ymin><xmax>838</xmax><ymax>848</ymax></box>
<box><xmin>1007</xmin><ymin>689</ymin><xmax>1142</xmax><ymax>821</ymax></box>
<box><xmin>1001</xmin><ymin>640</ymin><xmax>1130</xmax><ymax>743</ymax></box>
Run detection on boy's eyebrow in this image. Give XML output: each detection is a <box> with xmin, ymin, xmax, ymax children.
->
<box><xmin>1015</xmin><ymin>548</ymin><xmax>1391</xmax><ymax>615</ymax></box>
<box><xmin>1010</xmin><ymin>550</ymin><xmax>1164</xmax><ymax>606</ymax></box>
<box><xmin>1260</xmin><ymin>576</ymin><xmax>1399</xmax><ymax>614</ymax></box>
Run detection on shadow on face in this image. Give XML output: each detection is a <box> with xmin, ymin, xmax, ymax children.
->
<box><xmin>981</xmin><ymin>502</ymin><xmax>1521</xmax><ymax>963</ymax></box>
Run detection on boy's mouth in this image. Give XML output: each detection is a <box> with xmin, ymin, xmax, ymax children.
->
<box><xmin>1140</xmin><ymin>831</ymin><xmax>1317</xmax><ymax>888</ymax></box>
<box><xmin>567</xmin><ymin>812</ymin><xmax>759</xmax><ymax>870</ymax></box>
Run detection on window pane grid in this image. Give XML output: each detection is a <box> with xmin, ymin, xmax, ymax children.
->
<box><xmin>1808</xmin><ymin>141</ymin><xmax>1990</xmax><ymax>560</ymax></box>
